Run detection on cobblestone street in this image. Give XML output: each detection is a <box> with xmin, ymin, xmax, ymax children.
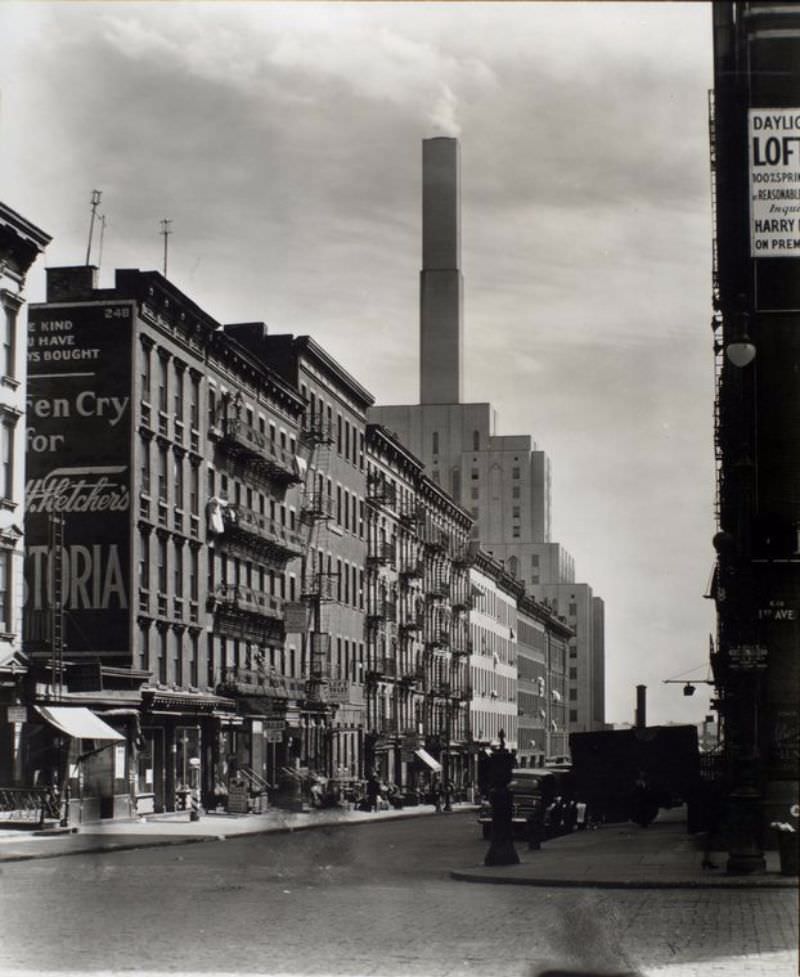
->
<box><xmin>0</xmin><ymin>812</ymin><xmax>795</xmax><ymax>977</ymax></box>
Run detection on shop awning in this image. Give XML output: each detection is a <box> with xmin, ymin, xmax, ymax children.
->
<box><xmin>35</xmin><ymin>706</ymin><xmax>125</xmax><ymax>741</ymax></box>
<box><xmin>414</xmin><ymin>747</ymin><xmax>442</xmax><ymax>773</ymax></box>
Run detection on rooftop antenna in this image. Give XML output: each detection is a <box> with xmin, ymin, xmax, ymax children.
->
<box><xmin>85</xmin><ymin>189</ymin><xmax>102</xmax><ymax>265</ymax></box>
<box><xmin>97</xmin><ymin>214</ymin><xmax>107</xmax><ymax>272</ymax></box>
<box><xmin>160</xmin><ymin>218</ymin><xmax>172</xmax><ymax>277</ymax></box>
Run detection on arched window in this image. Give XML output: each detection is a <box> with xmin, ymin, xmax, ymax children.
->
<box><xmin>472</xmin><ymin>430</ymin><xmax>480</xmax><ymax>451</ymax></box>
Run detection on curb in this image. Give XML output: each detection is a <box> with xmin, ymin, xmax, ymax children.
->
<box><xmin>0</xmin><ymin>806</ymin><xmax>470</xmax><ymax>863</ymax></box>
<box><xmin>449</xmin><ymin>869</ymin><xmax>799</xmax><ymax>890</ymax></box>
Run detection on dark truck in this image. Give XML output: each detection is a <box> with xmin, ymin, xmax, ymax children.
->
<box><xmin>569</xmin><ymin>725</ymin><xmax>701</xmax><ymax>827</ymax></box>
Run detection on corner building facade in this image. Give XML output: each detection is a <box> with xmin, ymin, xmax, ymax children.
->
<box><xmin>0</xmin><ymin>203</ymin><xmax>50</xmax><ymax>791</ymax></box>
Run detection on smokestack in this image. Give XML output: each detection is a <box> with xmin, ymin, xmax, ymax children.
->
<box><xmin>420</xmin><ymin>137</ymin><xmax>463</xmax><ymax>405</ymax></box>
<box><xmin>635</xmin><ymin>685</ymin><xmax>647</xmax><ymax>729</ymax></box>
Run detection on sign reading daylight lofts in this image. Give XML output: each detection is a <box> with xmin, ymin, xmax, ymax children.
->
<box><xmin>24</xmin><ymin>302</ymin><xmax>134</xmax><ymax>660</ymax></box>
<box><xmin>749</xmin><ymin>108</ymin><xmax>800</xmax><ymax>257</ymax></box>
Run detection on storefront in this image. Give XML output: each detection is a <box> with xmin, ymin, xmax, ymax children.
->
<box><xmin>32</xmin><ymin>704</ymin><xmax>131</xmax><ymax>824</ymax></box>
<box><xmin>139</xmin><ymin>687</ymin><xmax>236</xmax><ymax>814</ymax></box>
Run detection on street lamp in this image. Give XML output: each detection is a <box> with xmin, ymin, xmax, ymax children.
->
<box><xmin>725</xmin><ymin>310</ymin><xmax>756</xmax><ymax>369</ymax></box>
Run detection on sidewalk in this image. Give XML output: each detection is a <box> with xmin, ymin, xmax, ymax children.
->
<box><xmin>0</xmin><ymin>801</ymin><xmax>471</xmax><ymax>862</ymax></box>
<box><xmin>451</xmin><ymin>807</ymin><xmax>798</xmax><ymax>889</ymax></box>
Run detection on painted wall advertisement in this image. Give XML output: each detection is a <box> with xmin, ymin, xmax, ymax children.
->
<box><xmin>24</xmin><ymin>303</ymin><xmax>133</xmax><ymax>659</ymax></box>
<box><xmin>749</xmin><ymin>108</ymin><xmax>800</xmax><ymax>257</ymax></box>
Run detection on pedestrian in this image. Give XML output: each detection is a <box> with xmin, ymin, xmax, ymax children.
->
<box><xmin>575</xmin><ymin>799</ymin><xmax>588</xmax><ymax>830</ymax></box>
<box><xmin>366</xmin><ymin>772</ymin><xmax>380</xmax><ymax>813</ymax></box>
<box><xmin>566</xmin><ymin>799</ymin><xmax>578</xmax><ymax>832</ymax></box>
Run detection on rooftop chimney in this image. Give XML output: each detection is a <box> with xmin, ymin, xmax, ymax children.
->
<box><xmin>635</xmin><ymin>685</ymin><xmax>647</xmax><ymax>729</ymax></box>
<box><xmin>420</xmin><ymin>137</ymin><xmax>463</xmax><ymax>405</ymax></box>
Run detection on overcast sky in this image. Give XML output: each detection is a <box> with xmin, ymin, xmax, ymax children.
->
<box><xmin>1</xmin><ymin>1</ymin><xmax>718</xmax><ymax>727</ymax></box>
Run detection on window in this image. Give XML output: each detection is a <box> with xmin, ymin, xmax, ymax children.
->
<box><xmin>0</xmin><ymin>421</ymin><xmax>13</xmax><ymax>500</ymax></box>
<box><xmin>174</xmin><ymin>543</ymin><xmax>183</xmax><ymax>597</ymax></box>
<box><xmin>471</xmin><ymin>486</ymin><xmax>479</xmax><ymax>500</ymax></box>
<box><xmin>512</xmin><ymin>467</ymin><xmax>520</xmax><ymax>479</ymax></box>
<box><xmin>569</xmin><ymin>602</ymin><xmax>578</xmax><ymax>617</ymax></box>
<box><xmin>208</xmin><ymin>388</ymin><xmax>216</xmax><ymax>427</ymax></box>
<box><xmin>190</xmin><ymin>464</ymin><xmax>199</xmax><ymax>516</ymax></box>
<box><xmin>140</xmin><ymin>439</ymin><xmax>151</xmax><ymax>497</ymax></box>
<box><xmin>189</xmin><ymin>547</ymin><xmax>198</xmax><ymax>601</ymax></box>
<box><xmin>174</xmin><ymin>367</ymin><xmax>184</xmax><ymax>421</ymax></box>
<box><xmin>472</xmin><ymin>430</ymin><xmax>480</xmax><ymax>451</ymax></box>
<box><xmin>139</xmin><ymin>532</ymin><xmax>150</xmax><ymax>589</ymax></box>
<box><xmin>569</xmin><ymin>667</ymin><xmax>577</xmax><ymax>680</ymax></box>
<box><xmin>432</xmin><ymin>431</ymin><xmax>439</xmax><ymax>455</ymax></box>
<box><xmin>158</xmin><ymin>448</ymin><xmax>168</xmax><ymax>503</ymax></box>
<box><xmin>531</xmin><ymin>554</ymin><xmax>539</xmax><ymax>567</ymax></box>
<box><xmin>0</xmin><ymin>550</ymin><xmax>12</xmax><ymax>632</ymax></box>
<box><xmin>470</xmin><ymin>468</ymin><xmax>479</xmax><ymax>480</ymax></box>
<box><xmin>569</xmin><ymin>709</ymin><xmax>578</xmax><ymax>723</ymax></box>
<box><xmin>157</xmin><ymin>538</ymin><xmax>167</xmax><ymax>593</ymax></box>
<box><xmin>512</xmin><ymin>526</ymin><xmax>520</xmax><ymax>538</ymax></box>
<box><xmin>158</xmin><ymin>356</ymin><xmax>168</xmax><ymax>412</ymax></box>
<box><xmin>512</xmin><ymin>505</ymin><xmax>520</xmax><ymax>518</ymax></box>
<box><xmin>140</xmin><ymin>344</ymin><xmax>151</xmax><ymax>401</ymax></box>
<box><xmin>569</xmin><ymin>688</ymin><xmax>577</xmax><ymax>701</ymax></box>
<box><xmin>432</xmin><ymin>470</ymin><xmax>440</xmax><ymax>485</ymax></box>
<box><xmin>174</xmin><ymin>454</ymin><xmax>183</xmax><ymax>510</ymax></box>
<box><xmin>2</xmin><ymin>303</ymin><xmax>16</xmax><ymax>378</ymax></box>
<box><xmin>512</xmin><ymin>486</ymin><xmax>520</xmax><ymax>499</ymax></box>
<box><xmin>189</xmin><ymin>374</ymin><xmax>199</xmax><ymax>428</ymax></box>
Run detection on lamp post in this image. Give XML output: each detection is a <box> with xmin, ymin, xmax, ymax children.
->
<box><xmin>483</xmin><ymin>728</ymin><xmax>519</xmax><ymax>867</ymax></box>
<box><xmin>713</xmin><ymin>306</ymin><xmax>766</xmax><ymax>875</ymax></box>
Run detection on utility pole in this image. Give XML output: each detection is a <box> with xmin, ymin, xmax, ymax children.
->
<box><xmin>85</xmin><ymin>190</ymin><xmax>102</xmax><ymax>266</ymax></box>
<box><xmin>160</xmin><ymin>219</ymin><xmax>172</xmax><ymax>277</ymax></box>
<box><xmin>97</xmin><ymin>214</ymin><xmax>107</xmax><ymax>272</ymax></box>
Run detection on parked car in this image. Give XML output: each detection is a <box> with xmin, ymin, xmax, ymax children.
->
<box><xmin>478</xmin><ymin>767</ymin><xmax>573</xmax><ymax>839</ymax></box>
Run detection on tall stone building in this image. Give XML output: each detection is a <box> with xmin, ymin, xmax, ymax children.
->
<box><xmin>370</xmin><ymin>137</ymin><xmax>606</xmax><ymax>743</ymax></box>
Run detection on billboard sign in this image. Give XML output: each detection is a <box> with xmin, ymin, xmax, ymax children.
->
<box><xmin>749</xmin><ymin>108</ymin><xmax>800</xmax><ymax>257</ymax></box>
<box><xmin>24</xmin><ymin>303</ymin><xmax>134</xmax><ymax>659</ymax></box>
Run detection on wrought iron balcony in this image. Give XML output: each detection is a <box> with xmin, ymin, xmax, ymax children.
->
<box><xmin>450</xmin><ymin>586</ymin><xmax>473</xmax><ymax>611</ymax></box>
<box><xmin>301</xmin><ymin>414</ymin><xmax>335</xmax><ymax>446</ymax></box>
<box><xmin>399</xmin><ymin>613</ymin><xmax>424</xmax><ymax>633</ymax></box>
<box><xmin>215</xmin><ymin>418</ymin><xmax>301</xmax><ymax>484</ymax></box>
<box><xmin>221</xmin><ymin>504</ymin><xmax>304</xmax><ymax>561</ymax></box>
<box><xmin>300</xmin><ymin>492</ymin><xmax>334</xmax><ymax>523</ymax></box>
<box><xmin>421</xmin><ymin>528</ymin><xmax>450</xmax><ymax>553</ymax></box>
<box><xmin>209</xmin><ymin>585</ymin><xmax>285</xmax><ymax>642</ymax></box>
<box><xmin>424</xmin><ymin>626</ymin><xmax>450</xmax><ymax>648</ymax></box>
<box><xmin>398</xmin><ymin>557</ymin><xmax>424</xmax><ymax>579</ymax></box>
<box><xmin>365</xmin><ymin>657</ymin><xmax>398</xmax><ymax>679</ymax></box>
<box><xmin>451</xmin><ymin>545</ymin><xmax>476</xmax><ymax>568</ymax></box>
<box><xmin>366</xmin><ymin>477</ymin><xmax>397</xmax><ymax>509</ymax></box>
<box><xmin>367</xmin><ymin>541</ymin><xmax>396</xmax><ymax>566</ymax></box>
<box><xmin>425</xmin><ymin>580</ymin><xmax>450</xmax><ymax>600</ymax></box>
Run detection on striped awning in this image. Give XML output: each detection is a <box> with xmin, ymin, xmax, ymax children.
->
<box><xmin>35</xmin><ymin>706</ymin><xmax>125</xmax><ymax>741</ymax></box>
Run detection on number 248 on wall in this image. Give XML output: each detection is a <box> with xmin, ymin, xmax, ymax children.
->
<box><xmin>104</xmin><ymin>307</ymin><xmax>130</xmax><ymax>319</ymax></box>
